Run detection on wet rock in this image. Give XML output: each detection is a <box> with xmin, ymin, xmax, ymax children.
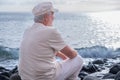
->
<box><xmin>9</xmin><ymin>66</ymin><xmax>18</xmax><ymax>75</ymax></box>
<box><xmin>83</xmin><ymin>76</ymin><xmax>101</xmax><ymax>80</ymax></box>
<box><xmin>81</xmin><ymin>63</ymin><xmax>100</xmax><ymax>73</ymax></box>
<box><xmin>109</xmin><ymin>63</ymin><xmax>120</xmax><ymax>74</ymax></box>
<box><xmin>102</xmin><ymin>73</ymin><xmax>115</xmax><ymax>79</ymax></box>
<box><xmin>10</xmin><ymin>73</ymin><xmax>21</xmax><ymax>80</ymax></box>
<box><xmin>92</xmin><ymin>59</ymin><xmax>105</xmax><ymax>64</ymax></box>
<box><xmin>0</xmin><ymin>66</ymin><xmax>10</xmax><ymax>72</ymax></box>
<box><xmin>115</xmin><ymin>71</ymin><xmax>120</xmax><ymax>80</ymax></box>
<box><xmin>0</xmin><ymin>66</ymin><xmax>19</xmax><ymax>80</ymax></box>
<box><xmin>0</xmin><ymin>71</ymin><xmax>10</xmax><ymax>78</ymax></box>
<box><xmin>0</xmin><ymin>75</ymin><xmax>9</xmax><ymax>80</ymax></box>
<box><xmin>78</xmin><ymin>71</ymin><xmax>89</xmax><ymax>80</ymax></box>
<box><xmin>0</xmin><ymin>66</ymin><xmax>10</xmax><ymax>80</ymax></box>
<box><xmin>103</xmin><ymin>58</ymin><xmax>108</xmax><ymax>63</ymax></box>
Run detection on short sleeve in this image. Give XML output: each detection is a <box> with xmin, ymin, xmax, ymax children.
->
<box><xmin>48</xmin><ymin>29</ymin><xmax>66</xmax><ymax>52</ymax></box>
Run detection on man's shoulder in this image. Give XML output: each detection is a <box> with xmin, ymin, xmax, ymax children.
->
<box><xmin>45</xmin><ymin>27</ymin><xmax>58</xmax><ymax>33</ymax></box>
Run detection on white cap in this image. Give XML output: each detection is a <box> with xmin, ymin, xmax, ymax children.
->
<box><xmin>32</xmin><ymin>2</ymin><xmax>58</xmax><ymax>16</ymax></box>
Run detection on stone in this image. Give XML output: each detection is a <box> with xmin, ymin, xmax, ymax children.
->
<box><xmin>9</xmin><ymin>66</ymin><xmax>18</xmax><ymax>75</ymax></box>
<box><xmin>0</xmin><ymin>75</ymin><xmax>9</xmax><ymax>80</ymax></box>
<box><xmin>92</xmin><ymin>59</ymin><xmax>105</xmax><ymax>64</ymax></box>
<box><xmin>83</xmin><ymin>76</ymin><xmax>101</xmax><ymax>80</ymax></box>
<box><xmin>0</xmin><ymin>66</ymin><xmax>19</xmax><ymax>80</ymax></box>
<box><xmin>10</xmin><ymin>73</ymin><xmax>21</xmax><ymax>80</ymax></box>
<box><xmin>81</xmin><ymin>63</ymin><xmax>100</xmax><ymax>73</ymax></box>
<box><xmin>0</xmin><ymin>66</ymin><xmax>10</xmax><ymax>72</ymax></box>
<box><xmin>0</xmin><ymin>71</ymin><xmax>10</xmax><ymax>77</ymax></box>
<box><xmin>102</xmin><ymin>73</ymin><xmax>115</xmax><ymax>79</ymax></box>
<box><xmin>78</xmin><ymin>71</ymin><xmax>89</xmax><ymax>80</ymax></box>
<box><xmin>109</xmin><ymin>63</ymin><xmax>120</xmax><ymax>74</ymax></box>
<box><xmin>115</xmin><ymin>71</ymin><xmax>120</xmax><ymax>80</ymax></box>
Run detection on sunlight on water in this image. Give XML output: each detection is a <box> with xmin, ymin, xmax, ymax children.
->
<box><xmin>0</xmin><ymin>11</ymin><xmax>120</xmax><ymax>49</ymax></box>
<box><xmin>88</xmin><ymin>11</ymin><xmax>120</xmax><ymax>49</ymax></box>
<box><xmin>89</xmin><ymin>11</ymin><xmax>120</xmax><ymax>24</ymax></box>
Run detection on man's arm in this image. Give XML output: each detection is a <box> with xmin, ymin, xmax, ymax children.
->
<box><xmin>56</xmin><ymin>51</ymin><xmax>68</xmax><ymax>60</ymax></box>
<box><xmin>60</xmin><ymin>45</ymin><xmax>78</xmax><ymax>59</ymax></box>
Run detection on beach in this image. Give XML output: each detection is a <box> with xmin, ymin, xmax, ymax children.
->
<box><xmin>0</xmin><ymin>45</ymin><xmax>120</xmax><ymax>80</ymax></box>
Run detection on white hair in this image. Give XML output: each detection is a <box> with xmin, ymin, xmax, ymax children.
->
<box><xmin>34</xmin><ymin>14</ymin><xmax>45</xmax><ymax>23</ymax></box>
<box><xmin>34</xmin><ymin>12</ymin><xmax>52</xmax><ymax>23</ymax></box>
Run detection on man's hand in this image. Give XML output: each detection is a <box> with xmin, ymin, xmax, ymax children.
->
<box><xmin>56</xmin><ymin>51</ymin><xmax>68</xmax><ymax>60</ymax></box>
<box><xmin>60</xmin><ymin>45</ymin><xmax>78</xmax><ymax>59</ymax></box>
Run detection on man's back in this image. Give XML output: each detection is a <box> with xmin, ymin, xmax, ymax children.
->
<box><xmin>18</xmin><ymin>2</ymin><xmax>83</xmax><ymax>80</ymax></box>
<box><xmin>19</xmin><ymin>23</ymin><xmax>61</xmax><ymax>80</ymax></box>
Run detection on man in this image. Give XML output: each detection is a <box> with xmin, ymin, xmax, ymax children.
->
<box><xmin>18</xmin><ymin>2</ymin><xmax>83</xmax><ymax>80</ymax></box>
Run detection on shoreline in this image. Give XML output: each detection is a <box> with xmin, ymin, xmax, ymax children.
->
<box><xmin>0</xmin><ymin>57</ymin><xmax>120</xmax><ymax>80</ymax></box>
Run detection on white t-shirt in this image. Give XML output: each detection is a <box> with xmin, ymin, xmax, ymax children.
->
<box><xmin>18</xmin><ymin>23</ymin><xmax>66</xmax><ymax>80</ymax></box>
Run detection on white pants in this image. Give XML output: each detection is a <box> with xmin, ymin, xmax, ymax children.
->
<box><xmin>54</xmin><ymin>55</ymin><xmax>83</xmax><ymax>80</ymax></box>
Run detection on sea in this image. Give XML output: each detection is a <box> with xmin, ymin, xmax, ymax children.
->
<box><xmin>0</xmin><ymin>11</ymin><xmax>120</xmax><ymax>69</ymax></box>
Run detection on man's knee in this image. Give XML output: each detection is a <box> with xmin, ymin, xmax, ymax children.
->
<box><xmin>75</xmin><ymin>55</ymin><xmax>84</xmax><ymax>67</ymax></box>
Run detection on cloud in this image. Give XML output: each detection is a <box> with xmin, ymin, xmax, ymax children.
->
<box><xmin>0</xmin><ymin>0</ymin><xmax>120</xmax><ymax>12</ymax></box>
<box><xmin>55</xmin><ymin>0</ymin><xmax>120</xmax><ymax>12</ymax></box>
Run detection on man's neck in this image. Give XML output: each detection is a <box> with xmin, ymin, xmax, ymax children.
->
<box><xmin>39</xmin><ymin>22</ymin><xmax>52</xmax><ymax>27</ymax></box>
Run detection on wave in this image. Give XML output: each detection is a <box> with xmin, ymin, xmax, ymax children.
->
<box><xmin>0</xmin><ymin>46</ymin><xmax>18</xmax><ymax>60</ymax></box>
<box><xmin>0</xmin><ymin>45</ymin><xmax>120</xmax><ymax>60</ymax></box>
<box><xmin>76</xmin><ymin>45</ymin><xmax>120</xmax><ymax>58</ymax></box>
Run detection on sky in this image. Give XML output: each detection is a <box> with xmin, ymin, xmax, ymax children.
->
<box><xmin>0</xmin><ymin>0</ymin><xmax>120</xmax><ymax>12</ymax></box>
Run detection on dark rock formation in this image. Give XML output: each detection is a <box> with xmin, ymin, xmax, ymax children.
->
<box><xmin>81</xmin><ymin>62</ymin><xmax>100</xmax><ymax>73</ymax></box>
<box><xmin>92</xmin><ymin>59</ymin><xmax>105</xmax><ymax>64</ymax></box>
<box><xmin>83</xmin><ymin>76</ymin><xmax>101</xmax><ymax>80</ymax></box>
<box><xmin>102</xmin><ymin>73</ymin><xmax>115</xmax><ymax>79</ymax></box>
<box><xmin>115</xmin><ymin>71</ymin><xmax>120</xmax><ymax>80</ymax></box>
<box><xmin>109</xmin><ymin>63</ymin><xmax>120</xmax><ymax>74</ymax></box>
<box><xmin>0</xmin><ymin>66</ymin><xmax>21</xmax><ymax>80</ymax></box>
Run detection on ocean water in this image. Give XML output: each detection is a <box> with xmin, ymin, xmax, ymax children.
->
<box><xmin>0</xmin><ymin>11</ymin><xmax>120</xmax><ymax>69</ymax></box>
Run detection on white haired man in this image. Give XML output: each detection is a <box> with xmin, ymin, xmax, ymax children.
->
<box><xmin>18</xmin><ymin>2</ymin><xmax>83</xmax><ymax>80</ymax></box>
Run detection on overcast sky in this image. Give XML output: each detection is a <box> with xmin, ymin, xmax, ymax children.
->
<box><xmin>0</xmin><ymin>0</ymin><xmax>120</xmax><ymax>12</ymax></box>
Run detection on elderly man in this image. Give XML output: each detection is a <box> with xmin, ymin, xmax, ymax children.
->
<box><xmin>18</xmin><ymin>2</ymin><xmax>83</xmax><ymax>80</ymax></box>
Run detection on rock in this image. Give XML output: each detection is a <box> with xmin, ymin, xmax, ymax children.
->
<box><xmin>101</xmin><ymin>79</ymin><xmax>115</xmax><ymax>80</ymax></box>
<box><xmin>115</xmin><ymin>71</ymin><xmax>120</xmax><ymax>80</ymax></box>
<box><xmin>9</xmin><ymin>66</ymin><xmax>18</xmax><ymax>75</ymax></box>
<box><xmin>104</xmin><ymin>63</ymin><xmax>111</xmax><ymax>68</ymax></box>
<box><xmin>0</xmin><ymin>66</ymin><xmax>10</xmax><ymax>80</ymax></box>
<box><xmin>10</xmin><ymin>73</ymin><xmax>21</xmax><ymax>80</ymax></box>
<box><xmin>78</xmin><ymin>71</ymin><xmax>89</xmax><ymax>80</ymax></box>
<box><xmin>103</xmin><ymin>58</ymin><xmax>108</xmax><ymax>63</ymax></box>
<box><xmin>92</xmin><ymin>59</ymin><xmax>105</xmax><ymax>64</ymax></box>
<box><xmin>109</xmin><ymin>63</ymin><xmax>120</xmax><ymax>74</ymax></box>
<box><xmin>0</xmin><ymin>66</ymin><xmax>10</xmax><ymax>72</ymax></box>
<box><xmin>0</xmin><ymin>71</ymin><xmax>10</xmax><ymax>77</ymax></box>
<box><xmin>81</xmin><ymin>63</ymin><xmax>100</xmax><ymax>73</ymax></box>
<box><xmin>0</xmin><ymin>67</ymin><xmax>7</xmax><ymax>71</ymax></box>
<box><xmin>0</xmin><ymin>75</ymin><xmax>9</xmax><ymax>80</ymax></box>
<box><xmin>102</xmin><ymin>73</ymin><xmax>115</xmax><ymax>79</ymax></box>
<box><xmin>0</xmin><ymin>66</ymin><xmax>19</xmax><ymax>80</ymax></box>
<box><xmin>83</xmin><ymin>76</ymin><xmax>101</xmax><ymax>80</ymax></box>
